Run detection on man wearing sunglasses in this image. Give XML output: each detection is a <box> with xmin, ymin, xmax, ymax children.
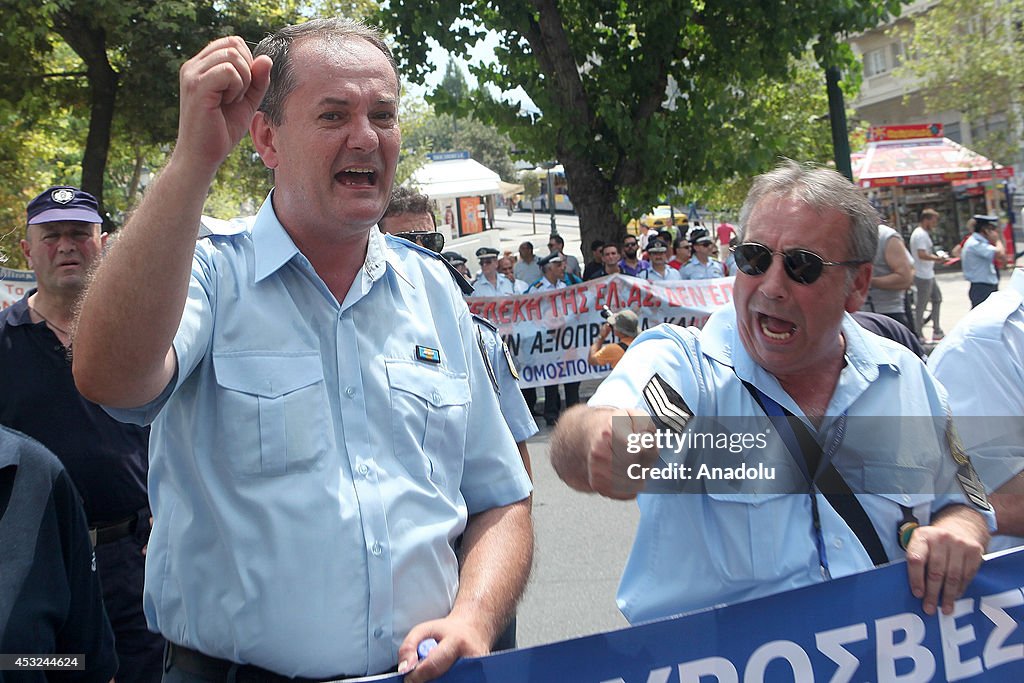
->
<box><xmin>618</xmin><ymin>236</ymin><xmax>649</xmax><ymax>277</ymax></box>
<box><xmin>550</xmin><ymin>159</ymin><xmax>992</xmax><ymax>625</ymax></box>
<box><xmin>667</xmin><ymin>237</ymin><xmax>692</xmax><ymax>271</ymax></box>
<box><xmin>473</xmin><ymin>247</ymin><xmax>516</xmax><ymax>297</ymax></box>
<box><xmin>680</xmin><ymin>233</ymin><xmax>725</xmax><ymax>280</ymax></box>
<box><xmin>379</xmin><ymin>187</ymin><xmax>446</xmax><ymax>253</ymax></box>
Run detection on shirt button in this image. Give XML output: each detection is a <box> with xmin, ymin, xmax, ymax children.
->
<box><xmin>371</xmin><ymin>542</ymin><xmax>383</xmax><ymax>556</ymax></box>
<box><xmin>833</xmin><ymin>538</ymin><xmax>843</xmax><ymax>549</ymax></box>
<box><xmin>373</xmin><ymin>627</ymin><xmax>384</xmax><ymax>639</ymax></box>
<box><xmin>345</xmin><ymin>386</ymin><xmax>356</xmax><ymax>398</ymax></box>
<box><xmin>431</xmin><ymin>391</ymin><xmax>441</xmax><ymax>403</ymax></box>
<box><xmin>357</xmin><ymin>463</ymin><xmax>369</xmax><ymax>476</ymax></box>
<box><xmin>902</xmin><ymin>495</ymin><xmax>911</xmax><ymax>504</ymax></box>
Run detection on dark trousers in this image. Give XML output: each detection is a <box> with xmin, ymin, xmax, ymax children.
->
<box><xmin>543</xmin><ymin>382</ymin><xmax>580</xmax><ymax>422</ymax></box>
<box><xmin>521</xmin><ymin>387</ymin><xmax>537</xmax><ymax>414</ymax></box>
<box><xmin>97</xmin><ymin>514</ymin><xmax>164</xmax><ymax>683</ymax></box>
<box><xmin>969</xmin><ymin>282</ymin><xmax>998</xmax><ymax>308</ymax></box>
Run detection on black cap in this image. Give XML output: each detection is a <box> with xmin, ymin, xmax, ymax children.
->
<box><xmin>538</xmin><ymin>253</ymin><xmax>564</xmax><ymax>268</ymax></box>
<box><xmin>27</xmin><ymin>186</ymin><xmax>103</xmax><ymax>225</ymax></box>
<box><xmin>475</xmin><ymin>246</ymin><xmax>500</xmax><ymax>259</ymax></box>
<box><xmin>647</xmin><ymin>241</ymin><xmax>668</xmax><ymax>253</ymax></box>
<box><xmin>442</xmin><ymin>251</ymin><xmax>467</xmax><ymax>266</ymax></box>
<box><xmin>972</xmin><ymin>214</ymin><xmax>998</xmax><ymax>226</ymax></box>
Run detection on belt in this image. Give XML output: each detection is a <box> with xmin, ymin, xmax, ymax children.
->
<box><xmin>165</xmin><ymin>644</ymin><xmax>374</xmax><ymax>683</ymax></box>
<box><xmin>89</xmin><ymin>513</ymin><xmax>137</xmax><ymax>546</ymax></box>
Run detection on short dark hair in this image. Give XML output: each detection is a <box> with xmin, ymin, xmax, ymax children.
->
<box><xmin>673</xmin><ymin>237</ymin><xmax>691</xmax><ymax>249</ymax></box>
<box><xmin>384</xmin><ymin>186</ymin><xmax>434</xmax><ymax>223</ymax></box>
<box><xmin>254</xmin><ymin>18</ymin><xmax>399</xmax><ymax>127</ymax></box>
<box><xmin>548</xmin><ymin>234</ymin><xmax>565</xmax><ymax>247</ymax></box>
<box><xmin>601</xmin><ymin>243</ymin><xmax>620</xmax><ymax>254</ymax></box>
<box><xmin>590</xmin><ymin>239</ymin><xmax>605</xmax><ymax>252</ymax></box>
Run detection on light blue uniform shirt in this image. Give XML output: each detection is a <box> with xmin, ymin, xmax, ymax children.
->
<box><xmin>107</xmin><ymin>195</ymin><xmax>532</xmax><ymax>677</ymax></box>
<box><xmin>472</xmin><ymin>274</ymin><xmax>516</xmax><ymax>297</ymax></box>
<box><xmin>680</xmin><ymin>256</ymin><xmax>725</xmax><ymax>280</ymax></box>
<box><xmin>472</xmin><ymin>316</ymin><xmax>538</xmax><ymax>443</ymax></box>
<box><xmin>961</xmin><ymin>232</ymin><xmax>998</xmax><ymax>285</ymax></box>
<box><xmin>590</xmin><ymin>306</ymin><xmax>994</xmax><ymax>624</ymax></box>
<box><xmin>929</xmin><ymin>268</ymin><xmax>1024</xmax><ymax>551</ymax></box>
<box><xmin>640</xmin><ymin>266</ymin><xmax>681</xmax><ymax>282</ymax></box>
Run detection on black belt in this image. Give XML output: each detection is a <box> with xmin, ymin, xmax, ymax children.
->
<box><xmin>165</xmin><ymin>644</ymin><xmax>382</xmax><ymax>683</ymax></box>
<box><xmin>89</xmin><ymin>513</ymin><xmax>138</xmax><ymax>546</ymax></box>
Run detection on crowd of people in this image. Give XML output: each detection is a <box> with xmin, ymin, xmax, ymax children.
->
<box><xmin>1</xmin><ymin>13</ymin><xmax>1021</xmax><ymax>683</ymax></box>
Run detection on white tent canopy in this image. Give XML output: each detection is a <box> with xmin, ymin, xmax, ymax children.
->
<box><xmin>408</xmin><ymin>158</ymin><xmax>502</xmax><ymax>200</ymax></box>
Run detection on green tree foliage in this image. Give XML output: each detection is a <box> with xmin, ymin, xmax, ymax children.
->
<box><xmin>380</xmin><ymin>0</ymin><xmax>903</xmax><ymax>245</ymax></box>
<box><xmin>0</xmin><ymin>0</ymin><xmax>375</xmax><ymax>246</ymax></box>
<box><xmin>400</xmin><ymin>62</ymin><xmax>518</xmax><ymax>182</ymax></box>
<box><xmin>894</xmin><ymin>0</ymin><xmax>1024</xmax><ymax>165</ymax></box>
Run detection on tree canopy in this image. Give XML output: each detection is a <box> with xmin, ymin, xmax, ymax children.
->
<box><xmin>894</xmin><ymin>0</ymin><xmax>1024</xmax><ymax>166</ymax></box>
<box><xmin>0</xmin><ymin>0</ymin><xmax>372</xmax><ymax>268</ymax></box>
<box><xmin>380</xmin><ymin>0</ymin><xmax>903</xmax><ymax>244</ymax></box>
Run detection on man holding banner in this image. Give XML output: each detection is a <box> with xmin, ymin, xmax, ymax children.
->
<box><xmin>551</xmin><ymin>160</ymin><xmax>992</xmax><ymax>625</ymax></box>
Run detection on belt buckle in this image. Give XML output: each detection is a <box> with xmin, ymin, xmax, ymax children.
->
<box><xmin>88</xmin><ymin>527</ymin><xmax>98</xmax><ymax>547</ymax></box>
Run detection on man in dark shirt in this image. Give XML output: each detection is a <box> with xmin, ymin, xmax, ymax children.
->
<box><xmin>0</xmin><ymin>187</ymin><xmax>160</xmax><ymax>683</ymax></box>
<box><xmin>0</xmin><ymin>425</ymin><xmax>118</xmax><ymax>683</ymax></box>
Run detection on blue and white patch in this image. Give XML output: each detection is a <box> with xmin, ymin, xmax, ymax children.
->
<box><xmin>51</xmin><ymin>188</ymin><xmax>75</xmax><ymax>204</ymax></box>
<box><xmin>415</xmin><ymin>345</ymin><xmax>441</xmax><ymax>364</ymax></box>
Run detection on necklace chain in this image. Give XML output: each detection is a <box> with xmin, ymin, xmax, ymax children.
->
<box><xmin>28</xmin><ymin>304</ymin><xmax>70</xmax><ymax>337</ymax></box>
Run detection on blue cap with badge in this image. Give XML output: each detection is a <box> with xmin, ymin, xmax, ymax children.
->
<box><xmin>27</xmin><ymin>186</ymin><xmax>103</xmax><ymax>225</ymax></box>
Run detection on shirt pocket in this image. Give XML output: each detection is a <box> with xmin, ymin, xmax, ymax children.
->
<box><xmin>860</xmin><ymin>463</ymin><xmax>937</xmax><ymax>544</ymax></box>
<box><xmin>703</xmin><ymin>491</ymin><xmax>800</xmax><ymax>581</ymax></box>
<box><xmin>385</xmin><ymin>359</ymin><xmax>471</xmax><ymax>493</ymax></box>
<box><xmin>212</xmin><ymin>352</ymin><xmax>331</xmax><ymax>477</ymax></box>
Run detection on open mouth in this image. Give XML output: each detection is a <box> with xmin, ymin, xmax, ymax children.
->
<box><xmin>336</xmin><ymin>167</ymin><xmax>377</xmax><ymax>186</ymax></box>
<box><xmin>757</xmin><ymin>312</ymin><xmax>797</xmax><ymax>341</ymax></box>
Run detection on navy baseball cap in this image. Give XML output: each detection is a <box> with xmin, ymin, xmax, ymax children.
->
<box><xmin>27</xmin><ymin>186</ymin><xmax>103</xmax><ymax>225</ymax></box>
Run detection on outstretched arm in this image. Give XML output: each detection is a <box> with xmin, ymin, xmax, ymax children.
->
<box><xmin>550</xmin><ymin>405</ymin><xmax>659</xmax><ymax>499</ymax></box>
<box><xmin>74</xmin><ymin>38</ymin><xmax>272</xmax><ymax>408</ymax></box>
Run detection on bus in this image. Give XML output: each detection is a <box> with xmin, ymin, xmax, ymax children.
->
<box><xmin>518</xmin><ymin>165</ymin><xmax>575</xmax><ymax>213</ymax></box>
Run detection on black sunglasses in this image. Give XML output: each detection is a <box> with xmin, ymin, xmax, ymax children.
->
<box><xmin>733</xmin><ymin>242</ymin><xmax>868</xmax><ymax>285</ymax></box>
<box><xmin>395</xmin><ymin>231</ymin><xmax>445</xmax><ymax>253</ymax></box>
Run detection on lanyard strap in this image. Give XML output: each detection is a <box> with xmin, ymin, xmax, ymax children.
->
<box><xmin>741</xmin><ymin>381</ymin><xmax>890</xmax><ymax>569</ymax></box>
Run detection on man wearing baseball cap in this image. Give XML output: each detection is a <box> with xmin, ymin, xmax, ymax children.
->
<box><xmin>0</xmin><ymin>186</ymin><xmax>161</xmax><ymax>682</ymax></box>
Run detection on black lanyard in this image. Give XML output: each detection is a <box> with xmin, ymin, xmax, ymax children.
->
<box><xmin>741</xmin><ymin>381</ymin><xmax>891</xmax><ymax>572</ymax></box>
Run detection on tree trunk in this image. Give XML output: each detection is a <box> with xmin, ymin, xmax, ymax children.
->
<box><xmin>560</xmin><ymin>153</ymin><xmax>623</xmax><ymax>250</ymax></box>
<box><xmin>53</xmin><ymin>8</ymin><xmax>119</xmax><ymax>229</ymax></box>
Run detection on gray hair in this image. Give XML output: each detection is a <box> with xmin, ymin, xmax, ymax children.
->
<box><xmin>254</xmin><ymin>18</ymin><xmax>399</xmax><ymax>127</ymax></box>
<box><xmin>738</xmin><ymin>159</ymin><xmax>879</xmax><ymax>263</ymax></box>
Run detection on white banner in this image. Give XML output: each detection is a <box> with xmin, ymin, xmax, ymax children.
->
<box><xmin>1</xmin><ymin>267</ymin><xmax>35</xmax><ymax>310</ymax></box>
<box><xmin>466</xmin><ymin>273</ymin><xmax>734</xmax><ymax>388</ymax></box>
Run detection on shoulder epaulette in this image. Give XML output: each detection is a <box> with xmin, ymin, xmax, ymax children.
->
<box><xmin>471</xmin><ymin>314</ymin><xmax>498</xmax><ymax>332</ymax></box>
<box><xmin>385</xmin><ymin>234</ymin><xmax>475</xmax><ymax>295</ymax></box>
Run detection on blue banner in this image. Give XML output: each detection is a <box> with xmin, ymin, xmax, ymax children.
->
<box><xmin>368</xmin><ymin>549</ymin><xmax>1024</xmax><ymax>682</ymax></box>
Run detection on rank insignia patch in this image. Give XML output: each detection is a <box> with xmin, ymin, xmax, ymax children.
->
<box><xmin>946</xmin><ymin>416</ymin><xmax>992</xmax><ymax>512</ymax></box>
<box><xmin>642</xmin><ymin>373</ymin><xmax>693</xmax><ymax>434</ymax></box>
<box><xmin>502</xmin><ymin>341</ymin><xmax>520</xmax><ymax>381</ymax></box>
<box><xmin>415</xmin><ymin>345</ymin><xmax>441</xmax><ymax>364</ymax></box>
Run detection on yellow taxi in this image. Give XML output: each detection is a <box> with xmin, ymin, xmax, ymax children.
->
<box><xmin>626</xmin><ymin>205</ymin><xmax>688</xmax><ymax>236</ymax></box>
